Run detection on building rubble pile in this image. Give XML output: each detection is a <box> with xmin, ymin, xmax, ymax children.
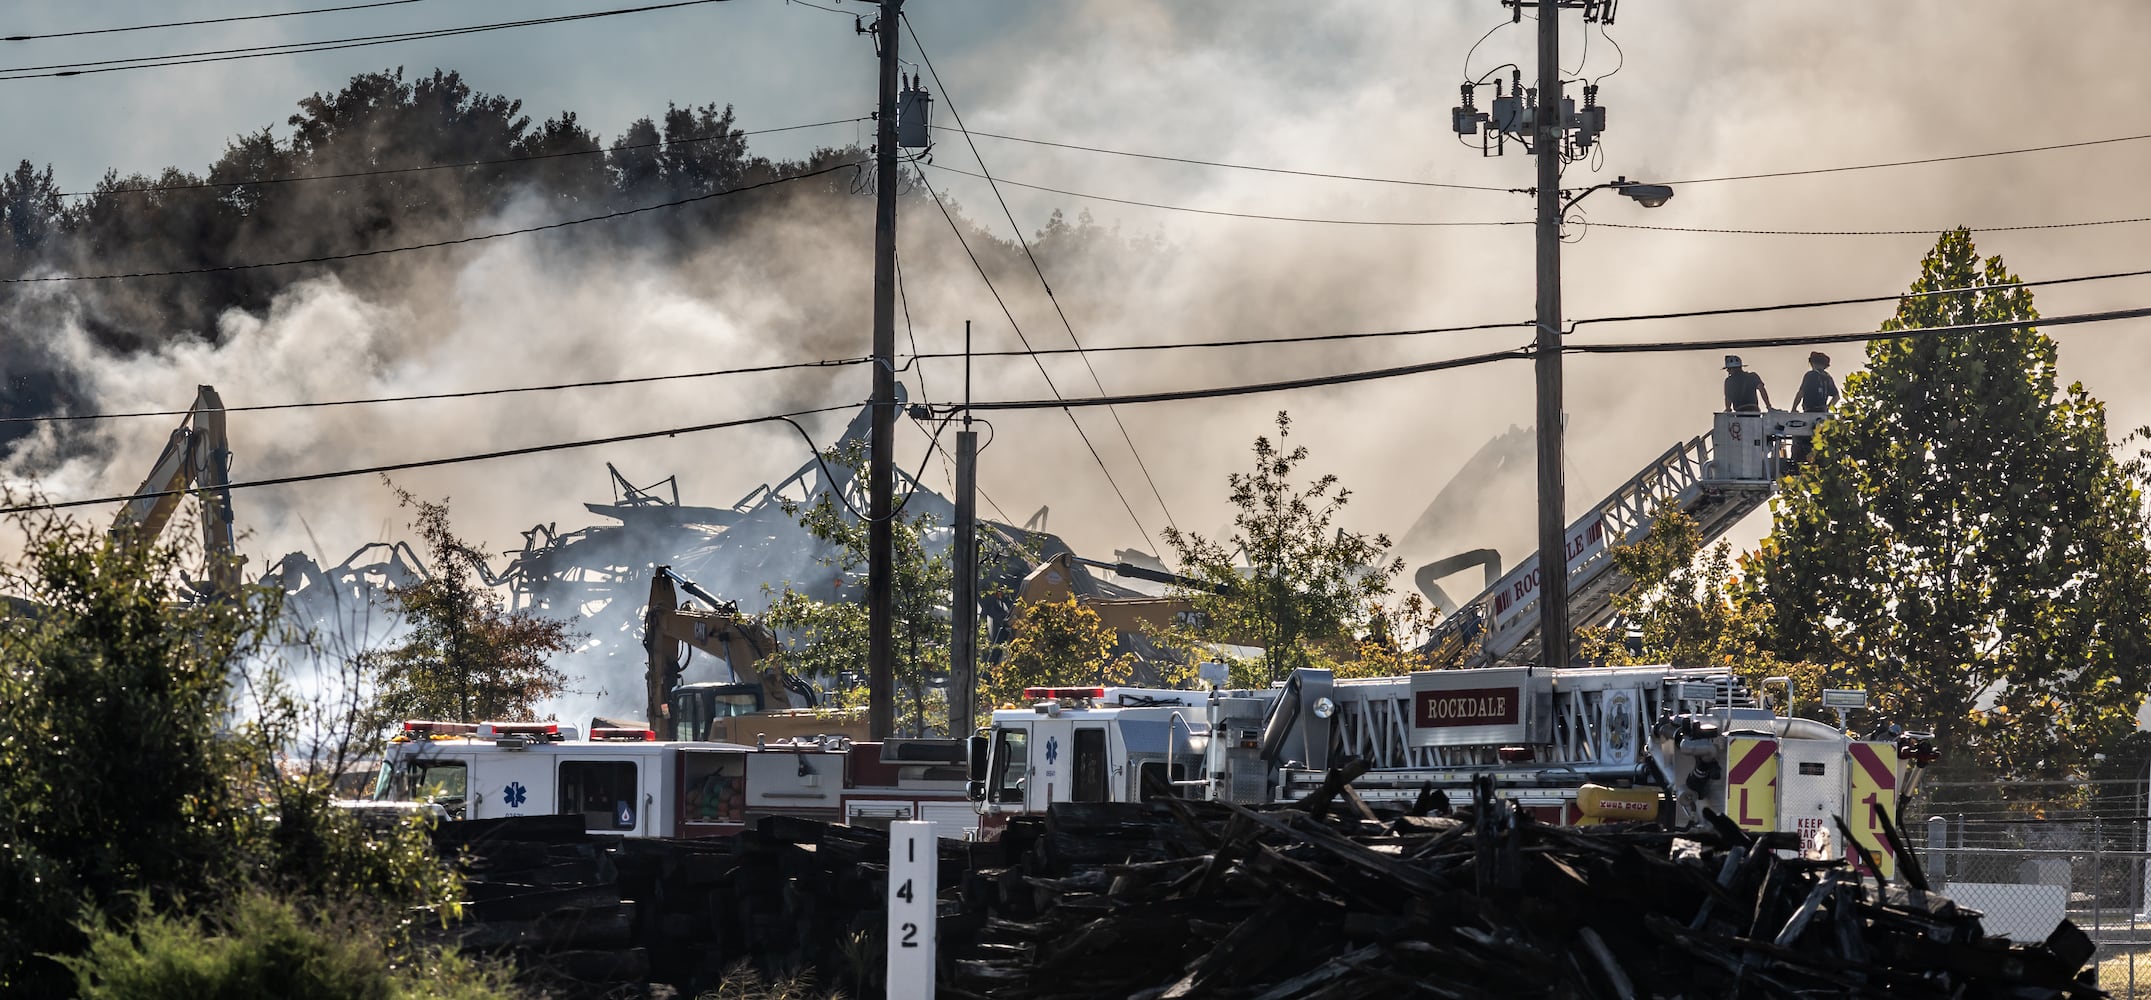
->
<box><xmin>945</xmin><ymin>770</ymin><xmax>2101</xmax><ymax>1000</ymax></box>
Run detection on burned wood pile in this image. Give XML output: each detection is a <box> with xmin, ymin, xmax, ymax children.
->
<box><xmin>425</xmin><ymin>814</ymin><xmax>998</xmax><ymax>998</ymax></box>
<box><xmin>947</xmin><ymin>775</ymin><xmax>2101</xmax><ymax>999</ymax></box>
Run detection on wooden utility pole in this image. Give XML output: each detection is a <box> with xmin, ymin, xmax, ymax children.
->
<box><xmin>950</xmin><ymin>322</ymin><xmax>979</xmax><ymax>738</ymax></box>
<box><xmin>868</xmin><ymin>0</ymin><xmax>903</xmax><ymax>740</ymax></box>
<box><xmin>1531</xmin><ymin>0</ymin><xmax>1569</xmax><ymax>671</ymax></box>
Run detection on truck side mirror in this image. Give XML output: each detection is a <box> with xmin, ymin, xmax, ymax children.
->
<box><xmin>966</xmin><ymin>735</ymin><xmax>988</xmax><ymax>783</ymax></box>
<box><xmin>967</xmin><ymin>780</ymin><xmax>986</xmax><ymax>803</ymax></box>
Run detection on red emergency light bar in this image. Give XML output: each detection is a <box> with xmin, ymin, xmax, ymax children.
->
<box><xmin>1022</xmin><ymin>687</ymin><xmax>1107</xmax><ymax>701</ymax></box>
<box><xmin>476</xmin><ymin>722</ymin><xmax>562</xmax><ymax>741</ymax></box>
<box><xmin>590</xmin><ymin>728</ymin><xmax>657</xmax><ymax>742</ymax></box>
<box><xmin>401</xmin><ymin>720</ymin><xmax>478</xmax><ymax>736</ymax></box>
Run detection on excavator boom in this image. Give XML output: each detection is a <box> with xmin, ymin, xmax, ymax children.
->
<box><xmin>112</xmin><ymin>385</ymin><xmax>239</xmax><ymax>599</ymax></box>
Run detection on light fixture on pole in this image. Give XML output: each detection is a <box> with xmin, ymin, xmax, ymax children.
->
<box><xmin>1445</xmin><ymin>0</ymin><xmax>1669</xmax><ymax>673</ymax></box>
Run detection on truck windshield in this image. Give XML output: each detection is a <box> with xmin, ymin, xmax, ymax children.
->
<box><xmin>376</xmin><ymin>758</ymin><xmax>469</xmax><ymax>808</ymax></box>
<box><xmin>988</xmin><ymin>728</ymin><xmax>1028</xmax><ymax>803</ymax></box>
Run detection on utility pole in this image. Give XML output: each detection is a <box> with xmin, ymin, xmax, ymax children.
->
<box><xmin>1454</xmin><ymin>2</ymin><xmax>1630</xmax><ymax>670</ymax></box>
<box><xmin>1530</xmin><ymin>0</ymin><xmax>1568</xmax><ymax>672</ymax></box>
<box><xmin>950</xmin><ymin>322</ymin><xmax>979</xmax><ymax>739</ymax></box>
<box><xmin>867</xmin><ymin>0</ymin><xmax>903</xmax><ymax>740</ymax></box>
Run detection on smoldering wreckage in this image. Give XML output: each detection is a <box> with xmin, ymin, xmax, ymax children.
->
<box><xmin>109</xmin><ymin>386</ymin><xmax>2104</xmax><ymax>996</ymax></box>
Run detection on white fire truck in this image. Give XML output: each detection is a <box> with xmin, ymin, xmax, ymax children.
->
<box><xmin>369</xmin><ymin>721</ymin><xmax>976</xmax><ymax>839</ymax></box>
<box><xmin>968</xmin><ymin>668</ymin><xmax>1935</xmax><ymax>877</ymax></box>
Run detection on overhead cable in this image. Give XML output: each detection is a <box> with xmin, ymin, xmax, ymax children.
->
<box><xmin>0</xmin><ymin>404</ymin><xmax>860</xmax><ymax>515</ymax></box>
<box><xmin>0</xmin><ymin>158</ymin><xmax>859</xmax><ymax>283</ymax></box>
<box><xmin>1593</xmin><ymin>216</ymin><xmax>2151</xmax><ymax>238</ymax></box>
<box><xmin>938</xmin><ymin>305</ymin><xmax>2151</xmax><ymax>414</ymax></box>
<box><xmin>954</xmin><ymin>124</ymin><xmax>2151</xmax><ymax>193</ymax></box>
<box><xmin>1565</xmin><ymin>306</ymin><xmax>2151</xmax><ymax>355</ymax></box>
<box><xmin>921</xmin><ymin>163</ymin><xmax>1528</xmax><ymax>228</ymax></box>
<box><xmin>908</xmin><ymin>266</ymin><xmax>2151</xmax><ymax>362</ymax></box>
<box><xmin>0</xmin><ymin>356</ymin><xmax>870</xmax><ymax>425</ymax></box>
<box><xmin>5</xmin><ymin>0</ymin><xmax>432</xmax><ymax>42</ymax></box>
<box><xmin>64</xmin><ymin>118</ymin><xmax>866</xmax><ymax>199</ymax></box>
<box><xmin>940</xmin><ymin>347</ymin><xmax>1532</xmax><ymax>414</ymax></box>
<box><xmin>1664</xmin><ymin>132</ymin><xmax>2151</xmax><ymax>186</ymax></box>
<box><xmin>0</xmin><ymin>0</ymin><xmax>731</xmax><ymax>80</ymax></box>
<box><xmin>905</xmin><ymin>13</ymin><xmax>1180</xmax><ymax>537</ymax></box>
<box><xmin>914</xmin><ymin>167</ymin><xmax>1159</xmax><ymax>551</ymax></box>
<box><xmin>938</xmin><ymin>125</ymin><xmax>1515</xmax><ymax>194</ymax></box>
<box><xmin>1573</xmin><ymin>265</ymin><xmax>2151</xmax><ymax>329</ymax></box>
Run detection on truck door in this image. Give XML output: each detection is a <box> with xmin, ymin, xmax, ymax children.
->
<box><xmin>1026</xmin><ymin>719</ymin><xmax>1073</xmax><ymax>813</ymax></box>
<box><xmin>1777</xmin><ymin>740</ymin><xmax>1841</xmax><ymax>857</ymax></box>
<box><xmin>470</xmin><ymin>752</ymin><xmax>553</xmax><ymax>821</ymax></box>
<box><xmin>984</xmin><ymin>722</ymin><xmax>1031</xmax><ymax>813</ymax></box>
<box><xmin>1071</xmin><ymin>726</ymin><xmax>1108</xmax><ymax>803</ymax></box>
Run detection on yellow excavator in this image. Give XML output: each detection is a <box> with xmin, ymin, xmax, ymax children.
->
<box><xmin>644</xmin><ymin>565</ymin><xmax>869</xmax><ymax>743</ymax></box>
<box><xmin>110</xmin><ymin>385</ymin><xmax>242</xmax><ymax>600</ymax></box>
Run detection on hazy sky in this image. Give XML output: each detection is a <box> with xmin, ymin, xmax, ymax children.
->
<box><xmin>7</xmin><ymin>0</ymin><xmax>2151</xmax><ymax>593</ymax></box>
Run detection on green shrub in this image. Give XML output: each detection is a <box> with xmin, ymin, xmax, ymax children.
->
<box><xmin>59</xmin><ymin>892</ymin><xmax>514</xmax><ymax>1000</ymax></box>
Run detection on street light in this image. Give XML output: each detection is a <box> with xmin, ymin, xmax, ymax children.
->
<box><xmin>1614</xmin><ymin>180</ymin><xmax>1674</xmax><ymax>208</ymax></box>
<box><xmin>1562</xmin><ymin>175</ymin><xmax>1675</xmax><ymax>215</ymax></box>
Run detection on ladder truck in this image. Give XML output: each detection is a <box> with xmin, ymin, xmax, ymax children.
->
<box><xmin>969</xmin><ymin>669</ymin><xmax>1936</xmax><ymax>877</ymax></box>
<box><xmin>1424</xmin><ymin>409</ymin><xmax>1827</xmax><ymax>667</ymax></box>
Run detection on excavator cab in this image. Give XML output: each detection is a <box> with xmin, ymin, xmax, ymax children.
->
<box><xmin>670</xmin><ymin>682</ymin><xmax>771</xmax><ymax>742</ymax></box>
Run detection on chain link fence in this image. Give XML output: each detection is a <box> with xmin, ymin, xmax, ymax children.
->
<box><xmin>1908</xmin><ymin>767</ymin><xmax>2151</xmax><ymax>995</ymax></box>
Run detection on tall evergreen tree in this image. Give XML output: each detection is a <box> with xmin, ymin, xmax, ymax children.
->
<box><xmin>1752</xmin><ymin>228</ymin><xmax>2151</xmax><ymax>778</ymax></box>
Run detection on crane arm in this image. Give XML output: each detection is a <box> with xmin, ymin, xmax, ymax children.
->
<box><xmin>111</xmin><ymin>386</ymin><xmax>240</xmax><ymax>599</ymax></box>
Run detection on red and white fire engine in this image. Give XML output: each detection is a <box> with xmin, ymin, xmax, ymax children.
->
<box><xmin>968</xmin><ymin>669</ymin><xmax>1936</xmax><ymax>877</ymax></box>
<box><xmin>370</xmin><ymin>720</ymin><xmax>975</xmax><ymax>840</ymax></box>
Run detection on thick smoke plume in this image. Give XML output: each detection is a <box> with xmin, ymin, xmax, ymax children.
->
<box><xmin>6</xmin><ymin>1</ymin><xmax>2151</xmax><ymax>719</ymax></box>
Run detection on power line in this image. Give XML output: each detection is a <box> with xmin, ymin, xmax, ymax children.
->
<box><xmin>0</xmin><ymin>0</ymin><xmax>732</xmax><ymax>80</ymax></box>
<box><xmin>921</xmin><ymin>163</ymin><xmax>1529</xmax><ymax>228</ymax></box>
<box><xmin>952</xmin><ymin>123</ymin><xmax>2151</xmax><ymax>194</ymax></box>
<box><xmin>943</xmin><ymin>347</ymin><xmax>1532</xmax><ymax>413</ymax></box>
<box><xmin>905</xmin><ymin>266</ymin><xmax>2151</xmax><ymax>363</ymax></box>
<box><xmin>0</xmin><ymin>158</ymin><xmax>859</xmax><ymax>283</ymax></box>
<box><xmin>906</xmin><ymin>318</ymin><xmax>1531</xmax><ymax>362</ymax></box>
<box><xmin>1664</xmin><ymin>132</ymin><xmax>2151</xmax><ymax>186</ymax></box>
<box><xmin>914</xmin><ymin>166</ymin><xmax>1160</xmax><ymax>553</ymax></box>
<box><xmin>0</xmin><ymin>403</ymin><xmax>860</xmax><ymax>516</ymax></box>
<box><xmin>1</xmin><ymin>356</ymin><xmax>869</xmax><ymax>425</ymax></box>
<box><xmin>1573</xmin><ymin>265</ymin><xmax>2151</xmax><ymax>329</ymax></box>
<box><xmin>905</xmin><ymin>13</ymin><xmax>1180</xmax><ymax>538</ymax></box>
<box><xmin>938</xmin><ymin>125</ymin><xmax>1515</xmax><ymax>194</ymax></box>
<box><xmin>5</xmin><ymin>0</ymin><xmax>433</xmax><ymax>42</ymax></box>
<box><xmin>937</xmin><ymin>304</ymin><xmax>2151</xmax><ymax>414</ymax></box>
<box><xmin>62</xmin><ymin>118</ymin><xmax>866</xmax><ymax>199</ymax></box>
<box><xmin>1593</xmin><ymin>216</ymin><xmax>2151</xmax><ymax>238</ymax></box>
<box><xmin>1565</xmin><ymin>305</ymin><xmax>2151</xmax><ymax>356</ymax></box>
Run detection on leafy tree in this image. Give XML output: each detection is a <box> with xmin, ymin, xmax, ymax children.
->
<box><xmin>1162</xmin><ymin>411</ymin><xmax>1403</xmax><ymax>684</ymax></box>
<box><xmin>761</xmin><ymin>445</ymin><xmax>955</xmax><ymax>737</ymax></box>
<box><xmin>1751</xmin><ymin>228</ymin><xmax>2151</xmax><ymax>777</ymax></box>
<box><xmin>361</xmin><ymin>488</ymin><xmax>576</xmax><ymax>728</ymax></box>
<box><xmin>0</xmin><ymin>505</ymin><xmax>461</xmax><ymax>995</ymax></box>
<box><xmin>1329</xmin><ymin>593</ymin><xmax>1442</xmax><ymax>680</ymax></box>
<box><xmin>1573</xmin><ymin>509</ymin><xmax>1830</xmax><ymax>716</ymax></box>
<box><xmin>985</xmin><ymin>595</ymin><xmax>1135</xmax><ymax>705</ymax></box>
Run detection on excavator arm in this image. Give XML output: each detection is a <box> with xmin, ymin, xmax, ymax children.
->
<box><xmin>643</xmin><ymin>565</ymin><xmax>800</xmax><ymax>739</ymax></box>
<box><xmin>112</xmin><ymin>385</ymin><xmax>239</xmax><ymax>599</ymax></box>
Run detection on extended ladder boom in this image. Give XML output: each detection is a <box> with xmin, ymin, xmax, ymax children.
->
<box><xmin>1428</xmin><ymin>410</ymin><xmax>1825</xmax><ymax>666</ymax></box>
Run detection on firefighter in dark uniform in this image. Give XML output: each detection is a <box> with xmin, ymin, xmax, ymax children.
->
<box><xmin>1790</xmin><ymin>351</ymin><xmax>1837</xmax><ymax>462</ymax></box>
<box><xmin>1722</xmin><ymin>355</ymin><xmax>1770</xmax><ymax>413</ymax></box>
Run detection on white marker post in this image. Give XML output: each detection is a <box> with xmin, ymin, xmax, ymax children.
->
<box><xmin>886</xmin><ymin>820</ymin><xmax>937</xmax><ymax>999</ymax></box>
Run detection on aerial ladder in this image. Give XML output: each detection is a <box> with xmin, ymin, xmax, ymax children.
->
<box><xmin>1423</xmin><ymin>409</ymin><xmax>1827</xmax><ymax>667</ymax></box>
<box><xmin>110</xmin><ymin>385</ymin><xmax>241</xmax><ymax>600</ymax></box>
